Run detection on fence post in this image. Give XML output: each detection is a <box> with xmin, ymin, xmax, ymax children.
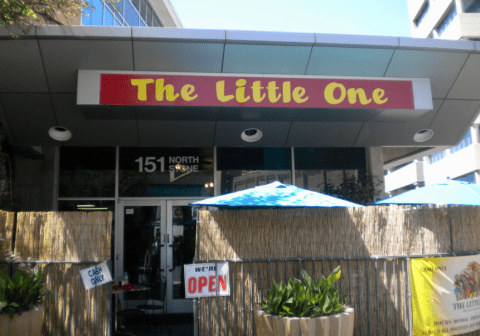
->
<box><xmin>406</xmin><ymin>257</ymin><xmax>413</xmax><ymax>336</ymax></box>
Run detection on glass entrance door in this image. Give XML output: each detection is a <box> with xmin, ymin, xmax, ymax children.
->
<box><xmin>117</xmin><ymin>199</ymin><xmax>200</xmax><ymax>314</ymax></box>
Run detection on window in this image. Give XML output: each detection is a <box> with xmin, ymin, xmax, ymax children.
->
<box><xmin>59</xmin><ymin>147</ymin><xmax>116</xmax><ymax>197</ymax></box>
<box><xmin>124</xmin><ymin>0</ymin><xmax>139</xmax><ymax>26</ymax></box>
<box><xmin>152</xmin><ymin>16</ymin><xmax>162</xmax><ymax>27</ymax></box>
<box><xmin>450</xmin><ymin>129</ymin><xmax>472</xmax><ymax>154</ymax></box>
<box><xmin>415</xmin><ymin>2</ymin><xmax>430</xmax><ymax>27</ymax></box>
<box><xmin>216</xmin><ymin>148</ymin><xmax>291</xmax><ymax>194</ymax></box>
<box><xmin>119</xmin><ymin>148</ymin><xmax>214</xmax><ymax>197</ymax></box>
<box><xmin>454</xmin><ymin>172</ymin><xmax>476</xmax><ymax>184</ymax></box>
<box><xmin>466</xmin><ymin>0</ymin><xmax>480</xmax><ymax>13</ymax></box>
<box><xmin>147</xmin><ymin>5</ymin><xmax>152</xmax><ymax>26</ymax></box>
<box><xmin>429</xmin><ymin>150</ymin><xmax>446</xmax><ymax>164</ymax></box>
<box><xmin>437</xmin><ymin>5</ymin><xmax>457</xmax><ymax>36</ymax></box>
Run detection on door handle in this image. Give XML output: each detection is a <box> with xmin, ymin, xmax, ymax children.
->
<box><xmin>168</xmin><ymin>244</ymin><xmax>175</xmax><ymax>271</ymax></box>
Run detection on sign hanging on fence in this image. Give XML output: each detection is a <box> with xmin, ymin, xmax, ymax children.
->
<box><xmin>184</xmin><ymin>262</ymin><xmax>230</xmax><ymax>298</ymax></box>
<box><xmin>411</xmin><ymin>255</ymin><xmax>480</xmax><ymax>335</ymax></box>
<box><xmin>80</xmin><ymin>262</ymin><xmax>113</xmax><ymax>290</ymax></box>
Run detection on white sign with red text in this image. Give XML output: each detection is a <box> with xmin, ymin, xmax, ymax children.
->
<box><xmin>184</xmin><ymin>262</ymin><xmax>230</xmax><ymax>298</ymax></box>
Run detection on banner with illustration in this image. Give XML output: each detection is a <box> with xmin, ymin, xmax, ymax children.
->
<box><xmin>411</xmin><ymin>256</ymin><xmax>480</xmax><ymax>335</ymax></box>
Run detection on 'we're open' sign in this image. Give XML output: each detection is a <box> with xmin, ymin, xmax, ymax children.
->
<box><xmin>184</xmin><ymin>262</ymin><xmax>230</xmax><ymax>298</ymax></box>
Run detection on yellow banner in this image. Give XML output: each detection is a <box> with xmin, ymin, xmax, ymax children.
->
<box><xmin>411</xmin><ymin>256</ymin><xmax>480</xmax><ymax>335</ymax></box>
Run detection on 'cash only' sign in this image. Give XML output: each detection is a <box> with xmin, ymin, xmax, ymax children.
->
<box><xmin>184</xmin><ymin>262</ymin><xmax>230</xmax><ymax>298</ymax></box>
<box><xmin>80</xmin><ymin>262</ymin><xmax>113</xmax><ymax>290</ymax></box>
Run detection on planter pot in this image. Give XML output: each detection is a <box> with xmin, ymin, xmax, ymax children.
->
<box><xmin>0</xmin><ymin>305</ymin><xmax>44</xmax><ymax>336</ymax></box>
<box><xmin>254</xmin><ymin>307</ymin><xmax>354</xmax><ymax>336</ymax></box>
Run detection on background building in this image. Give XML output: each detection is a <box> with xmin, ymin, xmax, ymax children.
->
<box><xmin>384</xmin><ymin>0</ymin><xmax>480</xmax><ymax>195</ymax></box>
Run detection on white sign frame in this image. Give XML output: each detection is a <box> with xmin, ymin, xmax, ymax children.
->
<box><xmin>80</xmin><ymin>261</ymin><xmax>113</xmax><ymax>290</ymax></box>
<box><xmin>184</xmin><ymin>262</ymin><xmax>230</xmax><ymax>298</ymax></box>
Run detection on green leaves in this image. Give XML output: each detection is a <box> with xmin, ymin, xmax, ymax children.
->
<box><xmin>0</xmin><ymin>267</ymin><xmax>50</xmax><ymax>319</ymax></box>
<box><xmin>262</xmin><ymin>267</ymin><xmax>347</xmax><ymax>317</ymax></box>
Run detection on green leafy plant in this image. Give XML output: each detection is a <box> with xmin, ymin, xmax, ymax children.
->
<box><xmin>261</xmin><ymin>266</ymin><xmax>347</xmax><ymax>317</ymax></box>
<box><xmin>0</xmin><ymin>267</ymin><xmax>50</xmax><ymax>319</ymax></box>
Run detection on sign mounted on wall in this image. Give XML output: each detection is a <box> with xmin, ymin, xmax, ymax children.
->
<box><xmin>184</xmin><ymin>262</ymin><xmax>230</xmax><ymax>298</ymax></box>
<box><xmin>78</xmin><ymin>70</ymin><xmax>433</xmax><ymax>111</ymax></box>
<box><xmin>410</xmin><ymin>255</ymin><xmax>480</xmax><ymax>335</ymax></box>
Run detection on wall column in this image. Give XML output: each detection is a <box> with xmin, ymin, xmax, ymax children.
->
<box><xmin>366</xmin><ymin>147</ymin><xmax>388</xmax><ymax>201</ymax></box>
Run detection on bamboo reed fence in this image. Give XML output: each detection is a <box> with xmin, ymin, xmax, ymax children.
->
<box><xmin>6</xmin><ymin>211</ymin><xmax>113</xmax><ymax>336</ymax></box>
<box><xmin>195</xmin><ymin>205</ymin><xmax>480</xmax><ymax>336</ymax></box>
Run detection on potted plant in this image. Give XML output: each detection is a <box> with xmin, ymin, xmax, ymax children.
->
<box><xmin>255</xmin><ymin>266</ymin><xmax>354</xmax><ymax>336</ymax></box>
<box><xmin>0</xmin><ymin>266</ymin><xmax>49</xmax><ymax>335</ymax></box>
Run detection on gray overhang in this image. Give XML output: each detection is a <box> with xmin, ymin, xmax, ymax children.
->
<box><xmin>0</xmin><ymin>25</ymin><xmax>479</xmax><ymax>148</ymax></box>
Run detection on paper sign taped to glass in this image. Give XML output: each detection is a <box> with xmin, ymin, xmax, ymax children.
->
<box><xmin>411</xmin><ymin>256</ymin><xmax>480</xmax><ymax>335</ymax></box>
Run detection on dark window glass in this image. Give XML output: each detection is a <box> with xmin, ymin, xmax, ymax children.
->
<box><xmin>466</xmin><ymin>0</ymin><xmax>480</xmax><ymax>13</ymax></box>
<box><xmin>429</xmin><ymin>150</ymin><xmax>447</xmax><ymax>164</ymax></box>
<box><xmin>59</xmin><ymin>147</ymin><xmax>116</xmax><ymax>197</ymax></box>
<box><xmin>131</xmin><ymin>0</ymin><xmax>140</xmax><ymax>11</ymax></box>
<box><xmin>119</xmin><ymin>147</ymin><xmax>214</xmax><ymax>197</ymax></box>
<box><xmin>152</xmin><ymin>16</ymin><xmax>162</xmax><ymax>27</ymax></box>
<box><xmin>125</xmin><ymin>0</ymin><xmax>139</xmax><ymax>26</ymax></box>
<box><xmin>217</xmin><ymin>148</ymin><xmax>291</xmax><ymax>194</ymax></box>
<box><xmin>147</xmin><ymin>5</ymin><xmax>152</xmax><ymax>26</ymax></box>
<box><xmin>414</xmin><ymin>2</ymin><xmax>430</xmax><ymax>27</ymax></box>
<box><xmin>104</xmin><ymin>7</ymin><xmax>114</xmax><ymax>25</ymax></box>
<box><xmin>437</xmin><ymin>5</ymin><xmax>457</xmax><ymax>36</ymax></box>
<box><xmin>91</xmin><ymin>0</ymin><xmax>104</xmax><ymax>25</ymax></box>
<box><xmin>455</xmin><ymin>172</ymin><xmax>476</xmax><ymax>184</ymax></box>
<box><xmin>139</xmin><ymin>0</ymin><xmax>147</xmax><ymax>21</ymax></box>
<box><xmin>295</xmin><ymin>148</ymin><xmax>366</xmax><ymax>170</ymax></box>
<box><xmin>450</xmin><ymin>129</ymin><xmax>472</xmax><ymax>154</ymax></box>
<box><xmin>294</xmin><ymin>148</ymin><xmax>366</xmax><ymax>197</ymax></box>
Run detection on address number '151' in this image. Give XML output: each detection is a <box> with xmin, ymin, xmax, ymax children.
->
<box><xmin>135</xmin><ymin>157</ymin><xmax>165</xmax><ymax>173</ymax></box>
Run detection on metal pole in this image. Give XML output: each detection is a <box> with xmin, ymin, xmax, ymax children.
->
<box><xmin>375</xmin><ymin>258</ymin><xmax>380</xmax><ymax>335</ymax></box>
<box><xmin>233</xmin><ymin>262</ymin><xmax>237</xmax><ymax>336</ymax></box>
<box><xmin>347</xmin><ymin>258</ymin><xmax>352</xmax><ymax>308</ymax></box>
<box><xmin>365</xmin><ymin>259</ymin><xmax>371</xmax><ymax>336</ymax></box>
<box><xmin>393</xmin><ymin>259</ymin><xmax>399</xmax><ymax>336</ymax></box>
<box><xmin>356</xmin><ymin>259</ymin><xmax>364</xmax><ymax>336</ymax></box>
<box><xmin>449</xmin><ymin>215</ymin><xmax>454</xmax><ymax>255</ymax></box>
<box><xmin>242</xmin><ymin>262</ymin><xmax>246</xmax><ymax>336</ymax></box>
<box><xmin>250</xmin><ymin>260</ymin><xmax>254</xmax><ymax>336</ymax></box>
<box><xmin>406</xmin><ymin>258</ymin><xmax>414</xmax><ymax>336</ymax></box>
<box><xmin>215</xmin><ymin>261</ymin><xmax>219</xmax><ymax>336</ymax></box>
<box><xmin>384</xmin><ymin>259</ymin><xmax>389</xmax><ymax>336</ymax></box>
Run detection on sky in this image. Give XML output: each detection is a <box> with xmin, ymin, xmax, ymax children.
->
<box><xmin>169</xmin><ymin>0</ymin><xmax>412</xmax><ymax>37</ymax></box>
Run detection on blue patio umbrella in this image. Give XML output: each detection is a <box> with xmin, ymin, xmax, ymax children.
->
<box><xmin>374</xmin><ymin>180</ymin><xmax>480</xmax><ymax>205</ymax></box>
<box><xmin>191</xmin><ymin>181</ymin><xmax>363</xmax><ymax>207</ymax></box>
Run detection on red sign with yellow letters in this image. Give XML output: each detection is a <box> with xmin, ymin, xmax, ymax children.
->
<box><xmin>100</xmin><ymin>74</ymin><xmax>414</xmax><ymax>109</ymax></box>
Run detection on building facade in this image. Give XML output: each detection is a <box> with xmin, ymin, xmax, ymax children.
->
<box><xmin>384</xmin><ymin>0</ymin><xmax>480</xmax><ymax>195</ymax></box>
<box><xmin>2</xmin><ymin>10</ymin><xmax>480</xmax><ymax>317</ymax></box>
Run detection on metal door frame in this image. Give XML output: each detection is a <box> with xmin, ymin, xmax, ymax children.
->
<box><xmin>115</xmin><ymin>197</ymin><xmax>203</xmax><ymax>314</ymax></box>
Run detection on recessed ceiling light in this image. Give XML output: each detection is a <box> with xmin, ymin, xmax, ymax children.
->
<box><xmin>414</xmin><ymin>129</ymin><xmax>434</xmax><ymax>142</ymax></box>
<box><xmin>241</xmin><ymin>128</ymin><xmax>262</xmax><ymax>142</ymax></box>
<box><xmin>48</xmin><ymin>126</ymin><xmax>72</xmax><ymax>141</ymax></box>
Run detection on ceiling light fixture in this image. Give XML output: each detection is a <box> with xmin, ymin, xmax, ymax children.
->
<box><xmin>413</xmin><ymin>129</ymin><xmax>434</xmax><ymax>142</ymax></box>
<box><xmin>48</xmin><ymin>126</ymin><xmax>72</xmax><ymax>141</ymax></box>
<box><xmin>241</xmin><ymin>128</ymin><xmax>262</xmax><ymax>142</ymax></box>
